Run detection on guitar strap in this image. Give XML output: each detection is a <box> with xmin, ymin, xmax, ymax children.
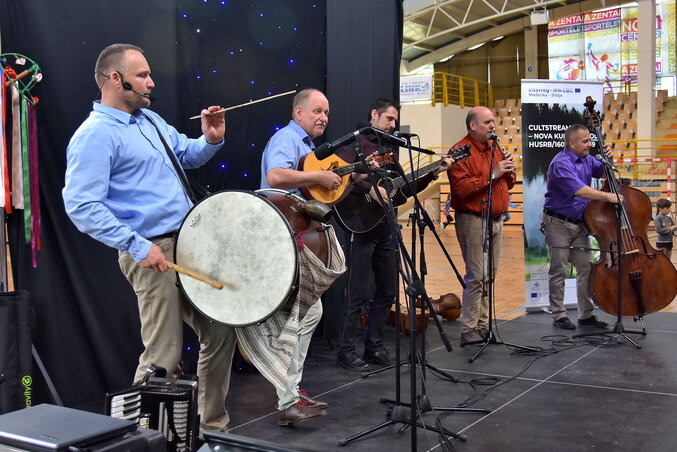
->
<box><xmin>143</xmin><ymin>113</ymin><xmax>199</xmax><ymax>204</ymax></box>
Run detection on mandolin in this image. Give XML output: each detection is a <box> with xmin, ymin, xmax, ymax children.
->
<box><xmin>299</xmin><ymin>152</ymin><xmax>392</xmax><ymax>205</ymax></box>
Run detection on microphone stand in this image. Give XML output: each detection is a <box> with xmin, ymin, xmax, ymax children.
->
<box><xmin>462</xmin><ymin>138</ymin><xmax>539</xmax><ymax>362</ymax></box>
<box><xmin>362</xmin><ymin>138</ymin><xmax>466</xmax><ymax>382</ymax></box>
<box><xmin>340</xmin><ymin>137</ymin><xmax>487</xmax><ymax>451</ymax></box>
<box><xmin>339</xmin><ymin>139</ymin><xmax>425</xmax><ymax>450</ymax></box>
<box><xmin>573</xmin><ymin>158</ymin><xmax>644</xmax><ymax>347</ymax></box>
<box><xmin>380</xmin><ymin>136</ymin><xmax>487</xmax><ymax>414</ymax></box>
<box><xmin>398</xmin><ymin>137</ymin><xmax>465</xmax><ymax>386</ymax></box>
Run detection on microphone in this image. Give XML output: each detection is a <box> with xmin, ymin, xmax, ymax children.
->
<box><xmin>315</xmin><ymin>127</ymin><xmax>418</xmax><ymax>161</ymax></box>
<box><xmin>122</xmin><ymin>81</ymin><xmax>156</xmax><ymax>102</ymax></box>
<box><xmin>371</xmin><ymin>128</ymin><xmax>407</xmax><ymax>147</ymax></box>
<box><xmin>377</xmin><ymin>129</ymin><xmax>436</xmax><ymax>154</ymax></box>
<box><xmin>393</xmin><ymin>131</ymin><xmax>418</xmax><ymax>139</ymax></box>
<box><xmin>594</xmin><ymin>153</ymin><xmax>617</xmax><ymax>171</ymax></box>
<box><xmin>374</xmin><ymin>146</ymin><xmax>390</xmax><ymax>156</ymax></box>
<box><xmin>314</xmin><ymin>127</ymin><xmax>371</xmax><ymax>160</ymax></box>
<box><xmin>489</xmin><ymin>133</ymin><xmax>499</xmax><ymax>141</ymax></box>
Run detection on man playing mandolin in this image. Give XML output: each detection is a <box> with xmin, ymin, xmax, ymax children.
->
<box><xmin>259</xmin><ymin>88</ymin><xmax>335</xmax><ymax>425</ymax></box>
<box><xmin>261</xmin><ymin>89</ymin><xmax>340</xmax><ymax>193</ymax></box>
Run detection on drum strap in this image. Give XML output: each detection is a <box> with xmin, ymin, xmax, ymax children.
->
<box><xmin>294</xmin><ymin>226</ymin><xmax>326</xmax><ymax>251</ymax></box>
<box><xmin>143</xmin><ymin>113</ymin><xmax>198</xmax><ymax>204</ymax></box>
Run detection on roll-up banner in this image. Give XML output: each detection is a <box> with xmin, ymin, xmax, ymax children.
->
<box><xmin>521</xmin><ymin>79</ymin><xmax>603</xmax><ymax>311</ymax></box>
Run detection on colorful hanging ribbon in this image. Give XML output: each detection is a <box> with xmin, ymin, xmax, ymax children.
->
<box><xmin>1</xmin><ymin>53</ymin><xmax>43</xmax><ymax>266</ymax></box>
<box><xmin>0</xmin><ymin>70</ymin><xmax>8</xmax><ymax>212</ymax></box>
<box><xmin>29</xmin><ymin>103</ymin><xmax>41</xmax><ymax>262</ymax></box>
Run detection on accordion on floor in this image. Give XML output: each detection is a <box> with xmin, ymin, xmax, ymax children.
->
<box><xmin>105</xmin><ymin>371</ymin><xmax>199</xmax><ymax>452</ymax></box>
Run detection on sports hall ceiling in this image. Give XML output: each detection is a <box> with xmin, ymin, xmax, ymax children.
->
<box><xmin>402</xmin><ymin>0</ymin><xmax>627</xmax><ymax>72</ymax></box>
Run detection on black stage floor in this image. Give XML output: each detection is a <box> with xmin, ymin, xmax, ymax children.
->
<box><xmin>225</xmin><ymin>310</ymin><xmax>677</xmax><ymax>452</ymax></box>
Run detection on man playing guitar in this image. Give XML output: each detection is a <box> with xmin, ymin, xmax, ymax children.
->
<box><xmin>333</xmin><ymin>98</ymin><xmax>452</xmax><ymax>370</ymax></box>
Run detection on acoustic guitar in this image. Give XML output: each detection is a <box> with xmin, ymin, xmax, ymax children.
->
<box><xmin>333</xmin><ymin>144</ymin><xmax>471</xmax><ymax>233</ymax></box>
<box><xmin>299</xmin><ymin>152</ymin><xmax>392</xmax><ymax>205</ymax></box>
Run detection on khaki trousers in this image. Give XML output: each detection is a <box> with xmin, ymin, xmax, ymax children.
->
<box><xmin>276</xmin><ymin>300</ymin><xmax>322</xmax><ymax>411</ymax></box>
<box><xmin>542</xmin><ymin>214</ymin><xmax>595</xmax><ymax>321</ymax></box>
<box><xmin>454</xmin><ymin>213</ymin><xmax>503</xmax><ymax>334</ymax></box>
<box><xmin>119</xmin><ymin>236</ymin><xmax>236</xmax><ymax>432</ymax></box>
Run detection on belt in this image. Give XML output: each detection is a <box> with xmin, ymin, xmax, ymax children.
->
<box><xmin>543</xmin><ymin>209</ymin><xmax>582</xmax><ymax>224</ymax></box>
<box><xmin>455</xmin><ymin>210</ymin><xmax>502</xmax><ymax>222</ymax></box>
<box><xmin>148</xmin><ymin>231</ymin><xmax>177</xmax><ymax>241</ymax></box>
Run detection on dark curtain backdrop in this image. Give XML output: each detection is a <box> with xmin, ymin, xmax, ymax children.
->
<box><xmin>0</xmin><ymin>0</ymin><xmax>402</xmax><ymax>409</ymax></box>
<box><xmin>326</xmin><ymin>0</ymin><xmax>403</xmax><ymax>138</ymax></box>
<box><xmin>323</xmin><ymin>0</ymin><xmax>403</xmax><ymax>337</ymax></box>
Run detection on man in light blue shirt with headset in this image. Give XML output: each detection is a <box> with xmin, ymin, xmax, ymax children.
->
<box><xmin>63</xmin><ymin>43</ymin><xmax>236</xmax><ymax>434</ymax></box>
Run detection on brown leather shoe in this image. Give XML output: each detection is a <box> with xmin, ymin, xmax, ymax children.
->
<box><xmin>299</xmin><ymin>389</ymin><xmax>329</xmax><ymax>409</ymax></box>
<box><xmin>278</xmin><ymin>401</ymin><xmax>326</xmax><ymax>426</ymax></box>
<box><xmin>460</xmin><ymin>330</ymin><xmax>483</xmax><ymax>345</ymax></box>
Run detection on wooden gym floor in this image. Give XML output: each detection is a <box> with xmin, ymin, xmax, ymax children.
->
<box><xmin>398</xmin><ymin>222</ymin><xmax>677</xmax><ymax>316</ymax></box>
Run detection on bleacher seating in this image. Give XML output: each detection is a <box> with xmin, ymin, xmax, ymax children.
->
<box><xmin>505</xmin><ymin>98</ymin><xmax>518</xmax><ymax>114</ymax></box>
<box><xmin>491</xmin><ymin>90</ymin><xmax>665</xmax><ymax>162</ymax></box>
<box><xmin>603</xmin><ymin>117</ymin><xmax>614</xmax><ymax>131</ymax></box>
<box><xmin>506</xmin><ymin>124</ymin><xmax>520</xmax><ymax>141</ymax></box>
<box><xmin>497</xmin><ymin>107</ymin><xmax>510</xmax><ymax>121</ymax></box>
<box><xmin>618</xmin><ymin>129</ymin><xmax>634</xmax><ymax>149</ymax></box>
<box><xmin>481</xmin><ymin>92</ymin><xmax>674</xmax><ymax>222</ymax></box>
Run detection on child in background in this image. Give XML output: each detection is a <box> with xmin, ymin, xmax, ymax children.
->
<box><xmin>443</xmin><ymin>198</ymin><xmax>454</xmax><ymax>228</ymax></box>
<box><xmin>654</xmin><ymin>198</ymin><xmax>677</xmax><ymax>260</ymax></box>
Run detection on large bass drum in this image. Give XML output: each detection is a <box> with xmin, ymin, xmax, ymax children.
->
<box><xmin>174</xmin><ymin>189</ymin><xmax>328</xmax><ymax>327</ymax></box>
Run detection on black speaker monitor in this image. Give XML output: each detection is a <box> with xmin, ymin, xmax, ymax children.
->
<box><xmin>0</xmin><ymin>404</ymin><xmax>137</xmax><ymax>451</ymax></box>
<box><xmin>199</xmin><ymin>431</ymin><xmax>301</xmax><ymax>452</ymax></box>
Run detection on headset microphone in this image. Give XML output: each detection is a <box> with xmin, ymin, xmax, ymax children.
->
<box><xmin>120</xmin><ymin>78</ymin><xmax>156</xmax><ymax>102</ymax></box>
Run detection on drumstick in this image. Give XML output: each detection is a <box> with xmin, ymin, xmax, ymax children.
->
<box><xmin>166</xmin><ymin>261</ymin><xmax>224</xmax><ymax>290</ymax></box>
<box><xmin>189</xmin><ymin>90</ymin><xmax>297</xmax><ymax>120</ymax></box>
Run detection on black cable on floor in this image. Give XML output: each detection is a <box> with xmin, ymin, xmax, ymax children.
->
<box><xmin>432</xmin><ymin>331</ymin><xmax>620</xmax><ymax>448</ymax></box>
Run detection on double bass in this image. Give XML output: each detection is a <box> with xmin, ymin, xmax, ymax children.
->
<box><xmin>583</xmin><ymin>96</ymin><xmax>677</xmax><ymax>317</ymax></box>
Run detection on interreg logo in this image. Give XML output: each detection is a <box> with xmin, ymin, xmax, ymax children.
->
<box><xmin>22</xmin><ymin>375</ymin><xmax>32</xmax><ymax>407</ymax></box>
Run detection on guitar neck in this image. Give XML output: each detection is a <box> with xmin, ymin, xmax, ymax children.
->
<box><xmin>393</xmin><ymin>160</ymin><xmax>443</xmax><ymax>190</ymax></box>
<box><xmin>334</xmin><ymin>162</ymin><xmax>361</xmax><ymax>176</ymax></box>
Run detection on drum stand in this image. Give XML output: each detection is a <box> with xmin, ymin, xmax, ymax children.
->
<box><xmin>460</xmin><ymin>138</ymin><xmax>539</xmax><ymax>362</ymax></box>
<box><xmin>339</xmin><ymin>139</ymin><xmax>487</xmax><ymax>451</ymax></box>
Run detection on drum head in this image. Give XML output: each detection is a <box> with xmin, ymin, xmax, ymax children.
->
<box><xmin>175</xmin><ymin>190</ymin><xmax>298</xmax><ymax>327</ymax></box>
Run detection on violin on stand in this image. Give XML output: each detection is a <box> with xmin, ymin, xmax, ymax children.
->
<box><xmin>429</xmin><ymin>292</ymin><xmax>461</xmax><ymax>322</ymax></box>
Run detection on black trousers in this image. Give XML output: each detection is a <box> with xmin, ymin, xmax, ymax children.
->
<box><xmin>338</xmin><ymin>222</ymin><xmax>398</xmax><ymax>355</ymax></box>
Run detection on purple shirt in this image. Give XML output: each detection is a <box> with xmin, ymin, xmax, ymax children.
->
<box><xmin>543</xmin><ymin>147</ymin><xmax>604</xmax><ymax>220</ymax></box>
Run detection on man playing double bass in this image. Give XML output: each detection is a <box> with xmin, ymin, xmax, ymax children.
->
<box><xmin>542</xmin><ymin>124</ymin><xmax>620</xmax><ymax>330</ymax></box>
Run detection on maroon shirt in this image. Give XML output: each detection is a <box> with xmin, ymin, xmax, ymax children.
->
<box><xmin>447</xmin><ymin>134</ymin><xmax>515</xmax><ymax>217</ymax></box>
